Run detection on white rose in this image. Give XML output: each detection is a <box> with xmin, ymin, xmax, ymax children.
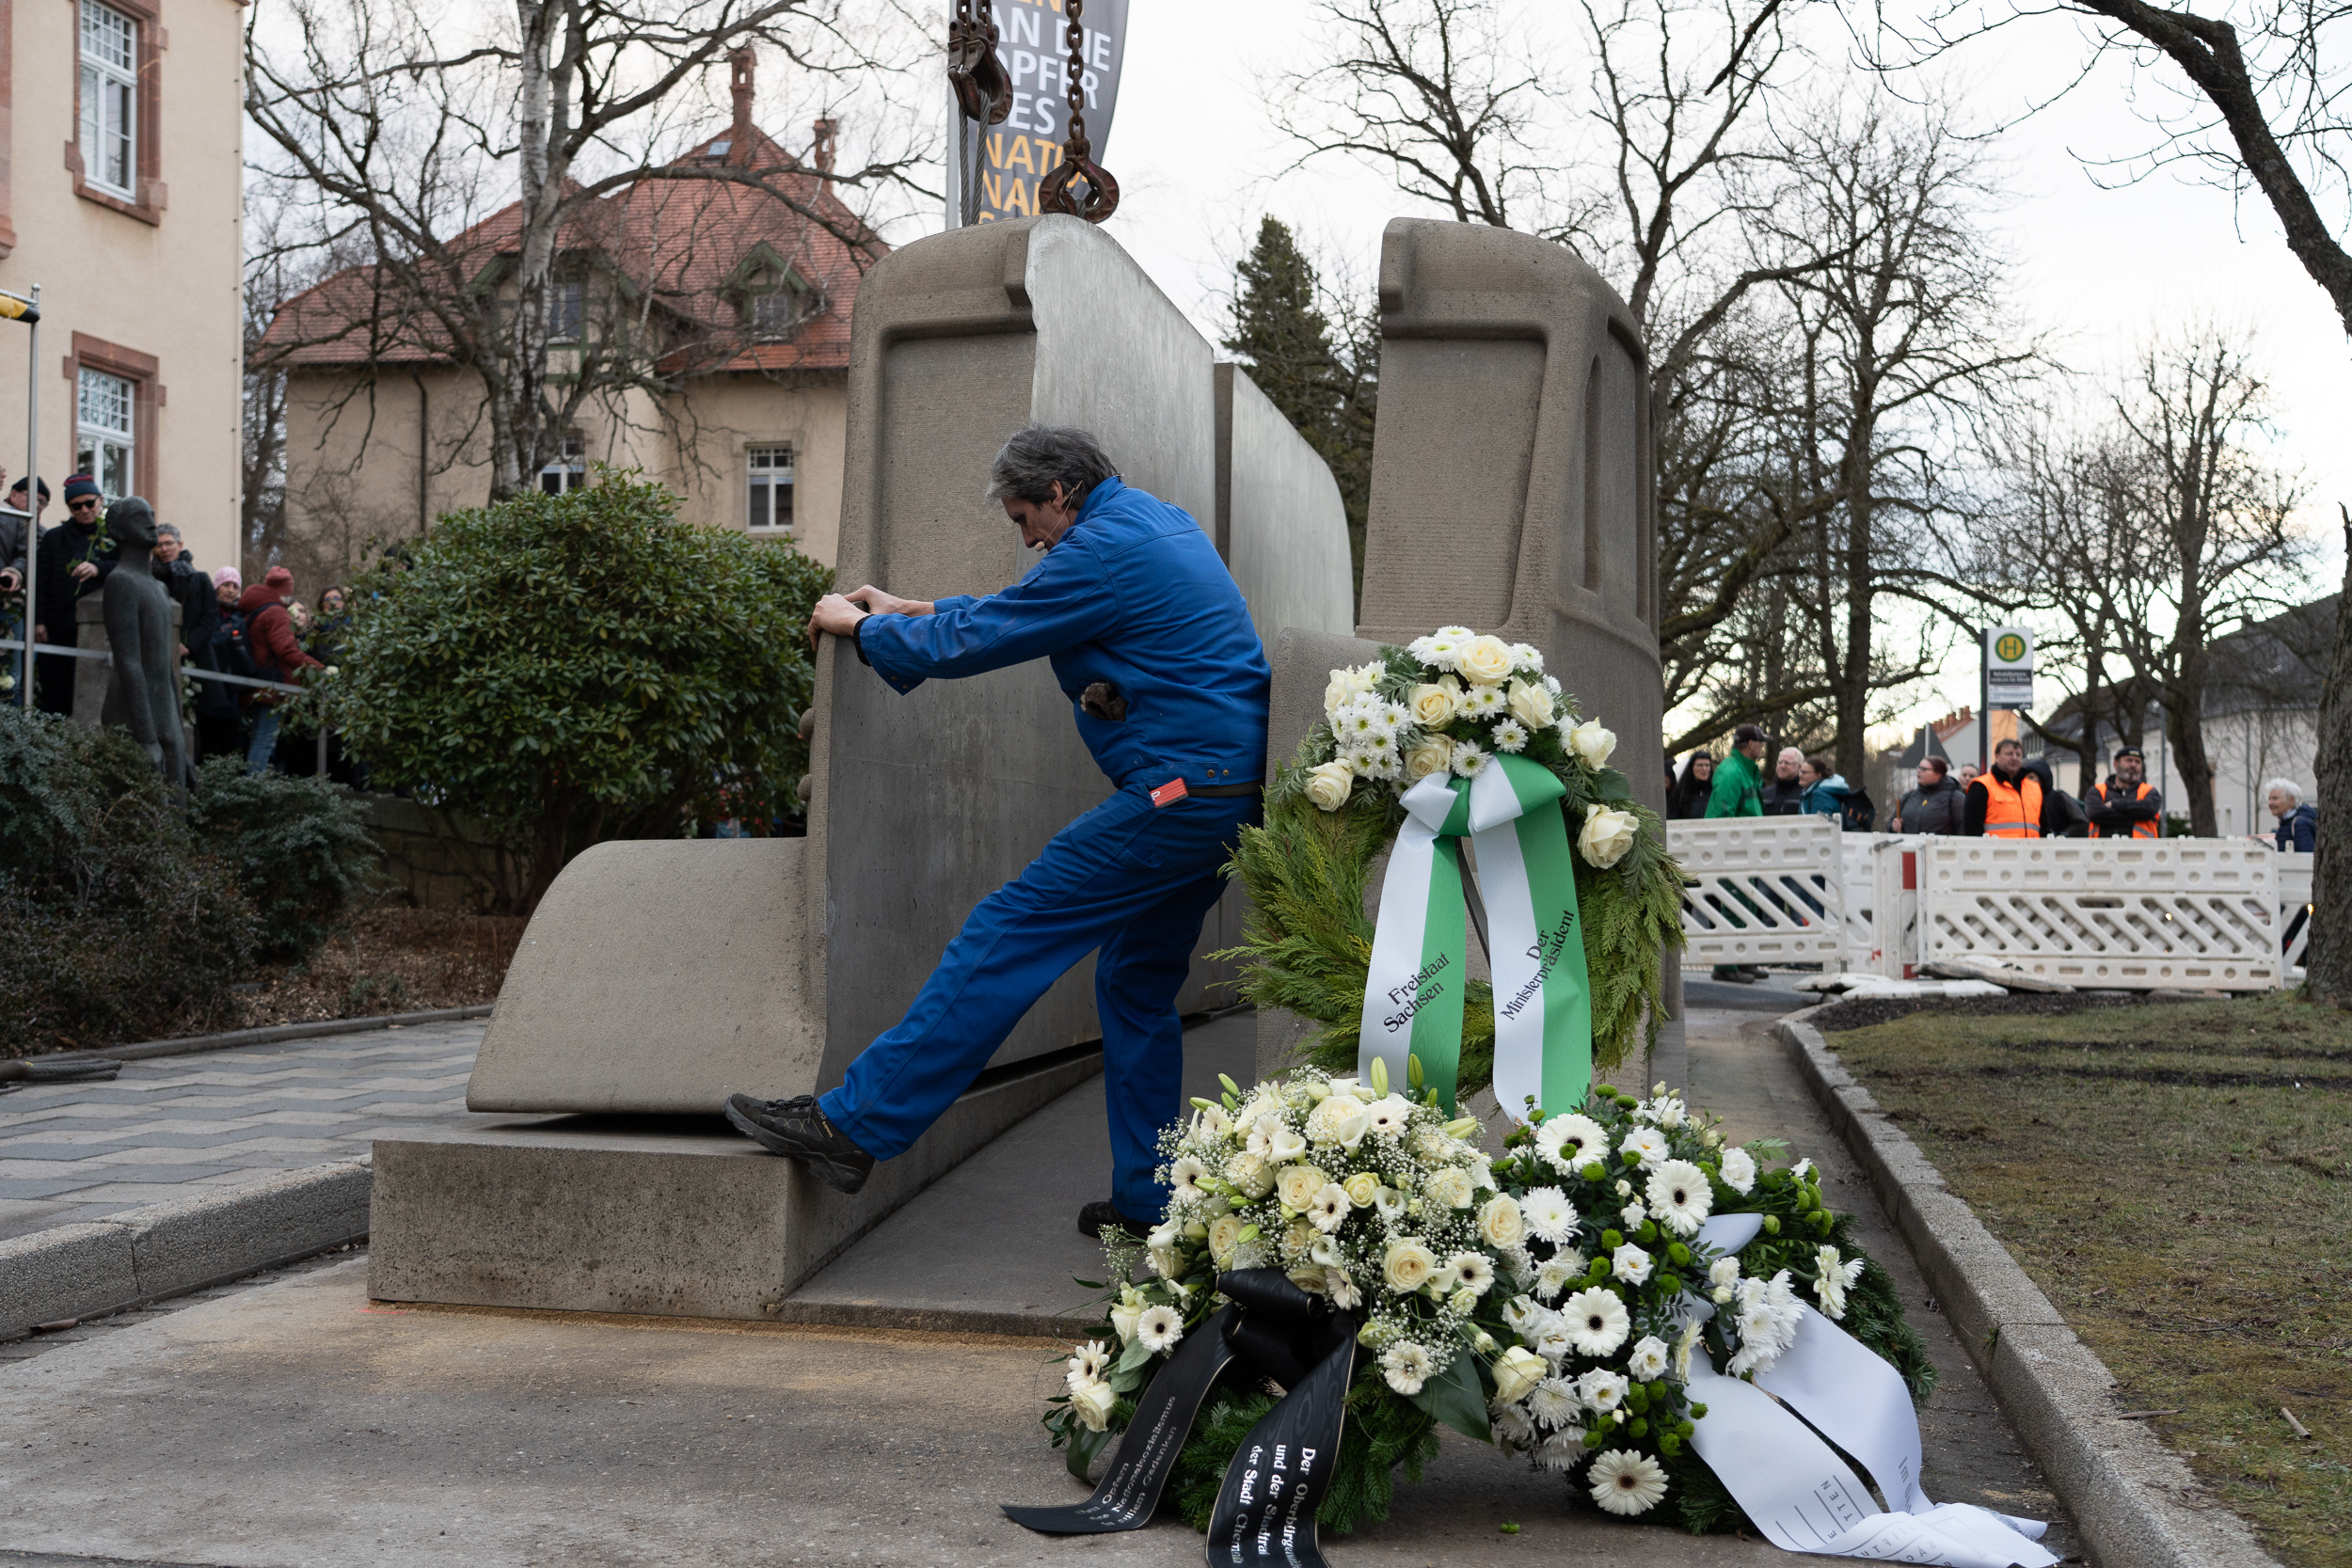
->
<box><xmin>1383</xmin><ymin>1240</ymin><xmax>1438</xmax><ymax>1293</ymax></box>
<box><xmin>1505</xmin><ymin>678</ymin><xmax>1554</xmax><ymax>730</ymax></box>
<box><xmin>1478</xmin><ymin>1194</ymin><xmax>1526</xmax><ymax>1248</ymax></box>
<box><xmin>1456</xmin><ymin>635</ymin><xmax>1515</xmax><ymax>685</ymax></box>
<box><xmin>1226</xmin><ymin>1153</ymin><xmax>1275</xmax><ymax>1198</ymax></box>
<box><xmin>1307</xmin><ymin>1092</ymin><xmax>1370</xmax><ymax>1148</ymax></box>
<box><xmin>1343</xmin><ymin>1171</ymin><xmax>1383</xmax><ymax>1207</ymax></box>
<box><xmin>1407</xmin><ymin>677</ymin><xmax>1462</xmax><ymax>727</ymax></box>
<box><xmin>1276</xmin><ymin>1164</ymin><xmax>1330</xmax><ymax>1212</ymax></box>
<box><xmin>1305</xmin><ymin>760</ymin><xmax>1354</xmax><ymax>813</ymax></box>
<box><xmin>1491</xmin><ymin>1346</ymin><xmax>1549</xmax><ymax>1405</ymax></box>
<box><xmin>1070</xmin><ymin>1379</ymin><xmax>1118</xmax><ymax>1432</ymax></box>
<box><xmin>1568</xmin><ymin>718</ymin><xmax>1617</xmax><ymax>769</ymax></box>
<box><xmin>1405</xmin><ymin>736</ymin><xmax>1454</xmax><ymax>781</ymax></box>
<box><xmin>1718</xmin><ymin>1147</ymin><xmax>1757</xmax><ymax>1195</ymax></box>
<box><xmin>1579</xmin><ymin>805</ymin><xmax>1639</xmax><ymax>870</ymax></box>
<box><xmin>1322</xmin><ymin>664</ymin><xmax>1375</xmax><ymax>720</ymax></box>
<box><xmin>1425</xmin><ymin>1167</ymin><xmax>1475</xmax><ymax>1210</ymax></box>
<box><xmin>1110</xmin><ymin>1301</ymin><xmax>1142</xmax><ymax>1343</ymax></box>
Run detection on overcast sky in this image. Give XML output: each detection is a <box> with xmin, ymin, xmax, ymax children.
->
<box><xmin>923</xmin><ymin>0</ymin><xmax>2350</xmax><ymax>745</ymax></box>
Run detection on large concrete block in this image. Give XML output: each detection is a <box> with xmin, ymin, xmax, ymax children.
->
<box><xmin>1358</xmin><ymin>217</ymin><xmax>1664</xmax><ymax>816</ymax></box>
<box><xmin>1216</xmin><ymin>364</ymin><xmax>1355</xmax><ymax>648</ymax></box>
<box><xmin>381</xmin><ymin>217</ymin><xmax>1353</xmax><ymax>1317</ymax></box>
<box><xmin>374</xmin><ymin>1048</ymin><xmax>1104</xmax><ymax>1314</ymax></box>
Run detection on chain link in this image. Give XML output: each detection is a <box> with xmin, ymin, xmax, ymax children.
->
<box><xmin>1040</xmin><ymin>0</ymin><xmax>1118</xmax><ymax>221</ymax></box>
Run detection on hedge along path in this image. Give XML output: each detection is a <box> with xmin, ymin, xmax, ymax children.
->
<box><xmin>1816</xmin><ymin>991</ymin><xmax>2352</xmax><ymax>1568</ymax></box>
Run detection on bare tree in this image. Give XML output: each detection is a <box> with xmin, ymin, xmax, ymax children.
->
<box><xmin>1748</xmin><ymin>98</ymin><xmax>2038</xmax><ymax>781</ymax></box>
<box><xmin>1283</xmin><ymin>0</ymin><xmax>1867</xmax><ymax>750</ymax></box>
<box><xmin>1888</xmin><ymin>0</ymin><xmax>2352</xmax><ymax>991</ymax></box>
<box><xmin>245</xmin><ymin>0</ymin><xmax>929</xmax><ymax>503</ymax></box>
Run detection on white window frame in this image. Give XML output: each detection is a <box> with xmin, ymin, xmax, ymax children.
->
<box><xmin>79</xmin><ymin>3</ymin><xmax>137</xmax><ymax>201</ymax></box>
<box><xmin>746</xmin><ymin>445</ymin><xmax>794</xmax><ymax>533</ymax></box>
<box><xmin>76</xmin><ymin>368</ymin><xmax>135</xmax><ymax>501</ymax></box>
<box><xmin>548</xmin><ymin>276</ymin><xmax>585</xmax><ymax>342</ymax></box>
<box><xmin>539</xmin><ymin>434</ymin><xmax>587</xmax><ymax>495</ymax></box>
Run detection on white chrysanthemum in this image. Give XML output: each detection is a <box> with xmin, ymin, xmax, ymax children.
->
<box><xmin>1519</xmin><ymin>1186</ymin><xmax>1579</xmax><ymax>1244</ymax></box>
<box><xmin>1542</xmin><ymin>674</ymin><xmax>1563</xmax><ymax>696</ymax></box>
<box><xmin>1492</xmin><ymin>1402</ymin><xmax>1537</xmax><ymax>1451</ymax></box>
<box><xmin>1309</xmin><ymin>1182</ymin><xmax>1351</xmax><ymax>1234</ymax></box>
<box><xmin>1458</xmin><ymin>683</ymin><xmax>1505</xmax><ymax>718</ymax></box>
<box><xmin>1244</xmin><ymin>1116</ymin><xmax>1277</xmax><ymax>1157</ymax></box>
<box><xmin>1767</xmin><ymin>1269</ymin><xmax>1802</xmax><ymax>1335</ymax></box>
<box><xmin>1576</xmin><ymin>1367</ymin><xmax>1629</xmax><ymax>1412</ymax></box>
<box><xmin>1627</xmin><ymin>1335</ymin><xmax>1670</xmax><ymax>1382</ymax></box>
<box><xmin>1169</xmin><ymin>1157</ymin><xmax>1209</xmax><ymax>1199</ymax></box>
<box><xmin>1066</xmin><ymin>1339</ymin><xmax>1112</xmax><ymax>1390</ymax></box>
<box><xmin>1535</xmin><ymin>1114</ymin><xmax>1610</xmax><ymax>1174</ymax></box>
<box><xmin>1709</xmin><ymin>1256</ymin><xmax>1741</xmax><ymax>1287</ymax></box>
<box><xmin>1718</xmin><ymin>1146</ymin><xmax>1757</xmax><ymax>1194</ymax></box>
<box><xmin>1534</xmin><ymin>1251</ymin><xmax>1586</xmax><ymax>1302</ymax></box>
<box><xmin>1490</xmin><ymin>717</ymin><xmax>1530</xmax><ymax>753</ymax></box>
<box><xmin>1619</xmin><ymin>1127</ymin><xmax>1670</xmax><ymax>1170</ymax></box>
<box><xmin>1450</xmin><ymin>1252</ymin><xmax>1496</xmax><ymax>1295</ymax></box>
<box><xmin>1381</xmin><ymin>1340</ymin><xmax>1435</xmax><ymax>1396</ymax></box>
<box><xmin>1529</xmin><ymin>1377</ymin><xmax>1582</xmax><ymax>1430</ymax></box>
<box><xmin>1612</xmin><ymin>1243</ymin><xmax>1653</xmax><ymax>1285</ymax></box>
<box><xmin>1645</xmin><ymin>1160</ymin><xmax>1713</xmax><ymax>1237</ymax></box>
<box><xmin>1451</xmin><ymin>741</ymin><xmax>1491</xmax><ymax>779</ymax></box>
<box><xmin>1562</xmin><ymin>1287</ymin><xmax>1630</xmax><ymax>1356</ymax></box>
<box><xmin>1536</xmin><ymin>1431</ymin><xmax>1585</xmax><ymax>1471</ymax></box>
<box><xmin>1509</xmin><ymin>641</ymin><xmax>1544</xmax><ymax>675</ymax></box>
<box><xmin>1135</xmin><ymin>1305</ymin><xmax>1184</xmax><ymax>1354</ymax></box>
<box><xmin>1620</xmin><ymin>1201</ymin><xmax>1647</xmax><ymax>1230</ymax></box>
<box><xmin>1589</xmin><ymin>1449</ymin><xmax>1669</xmax><ymax>1516</ymax></box>
<box><xmin>1190</xmin><ymin>1103</ymin><xmax>1231</xmax><ymax>1139</ymax></box>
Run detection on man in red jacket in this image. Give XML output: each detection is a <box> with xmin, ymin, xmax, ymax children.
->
<box><xmin>238</xmin><ymin>564</ymin><xmax>325</xmax><ymax>774</ymax></box>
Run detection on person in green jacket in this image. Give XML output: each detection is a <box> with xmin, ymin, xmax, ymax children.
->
<box><xmin>1703</xmin><ymin>723</ymin><xmax>1770</xmax><ymax>981</ymax></box>
<box><xmin>1707</xmin><ymin>723</ymin><xmax>1768</xmax><ymax>817</ymax></box>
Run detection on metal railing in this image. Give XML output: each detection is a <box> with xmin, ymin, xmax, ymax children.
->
<box><xmin>1</xmin><ymin>635</ymin><xmax>333</xmax><ymax>775</ymax></box>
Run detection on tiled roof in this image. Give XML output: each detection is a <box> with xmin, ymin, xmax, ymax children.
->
<box><xmin>261</xmin><ymin>119</ymin><xmax>883</xmax><ymax>375</ymax></box>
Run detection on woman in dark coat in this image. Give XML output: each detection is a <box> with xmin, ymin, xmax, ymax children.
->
<box><xmin>1666</xmin><ymin>752</ymin><xmax>1716</xmax><ymax>819</ymax></box>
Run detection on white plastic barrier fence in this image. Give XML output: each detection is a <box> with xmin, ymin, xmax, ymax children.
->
<box><xmin>1667</xmin><ymin>817</ymin><xmax>1847</xmax><ymax>969</ymax></box>
<box><xmin>1910</xmin><ymin>838</ymin><xmax>2283</xmax><ymax>991</ymax></box>
<box><xmin>2280</xmin><ymin>850</ymin><xmax>2312</xmax><ymax>980</ymax></box>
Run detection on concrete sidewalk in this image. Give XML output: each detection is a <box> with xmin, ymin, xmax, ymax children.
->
<box><xmin>0</xmin><ymin>1007</ymin><xmax>2083</xmax><ymax>1567</ymax></box>
<box><xmin>0</xmin><ymin>1022</ymin><xmax>482</xmax><ymax>1243</ymax></box>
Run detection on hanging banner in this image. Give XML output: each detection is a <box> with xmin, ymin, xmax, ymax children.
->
<box><xmin>958</xmin><ymin>0</ymin><xmax>1130</xmax><ymax>224</ymax></box>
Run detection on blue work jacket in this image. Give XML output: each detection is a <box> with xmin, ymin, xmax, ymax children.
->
<box><xmin>855</xmin><ymin>478</ymin><xmax>1272</xmax><ymax>792</ymax></box>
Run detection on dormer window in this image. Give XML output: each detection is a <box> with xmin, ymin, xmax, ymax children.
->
<box><xmin>727</xmin><ymin>248</ymin><xmax>817</xmax><ymax>343</ymax></box>
<box><xmin>748</xmin><ymin>286</ymin><xmax>806</xmax><ymax>340</ymax></box>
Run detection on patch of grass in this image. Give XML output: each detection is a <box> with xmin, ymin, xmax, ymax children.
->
<box><xmin>1823</xmin><ymin>991</ymin><xmax>2351</xmax><ymax>1568</ymax></box>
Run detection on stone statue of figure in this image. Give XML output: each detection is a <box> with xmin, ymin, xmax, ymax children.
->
<box><xmin>99</xmin><ymin>498</ymin><xmax>188</xmax><ymax>787</ymax></box>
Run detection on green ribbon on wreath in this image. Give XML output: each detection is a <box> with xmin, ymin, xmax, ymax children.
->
<box><xmin>1356</xmin><ymin>753</ymin><xmax>1593</xmax><ymax>1117</ymax></box>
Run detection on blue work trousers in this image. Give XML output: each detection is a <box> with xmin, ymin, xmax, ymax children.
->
<box><xmin>819</xmin><ymin>784</ymin><xmax>1258</xmax><ymax>1221</ymax></box>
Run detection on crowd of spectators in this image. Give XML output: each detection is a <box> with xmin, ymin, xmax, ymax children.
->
<box><xmin>1</xmin><ymin>469</ymin><xmax>349</xmax><ymax>780</ymax></box>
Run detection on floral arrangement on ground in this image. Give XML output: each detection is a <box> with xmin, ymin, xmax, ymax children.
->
<box><xmin>1040</xmin><ymin>1073</ymin><xmax>1936</xmax><ymax>1537</ymax></box>
<box><xmin>1215</xmin><ymin>626</ymin><xmax>1685</xmax><ymax>1086</ymax></box>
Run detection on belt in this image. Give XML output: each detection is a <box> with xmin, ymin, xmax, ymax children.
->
<box><xmin>1191</xmin><ymin>780</ymin><xmax>1263</xmax><ymax>798</ymax></box>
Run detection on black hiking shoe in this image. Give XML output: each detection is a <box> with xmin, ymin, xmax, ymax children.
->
<box><xmin>723</xmin><ymin>1094</ymin><xmax>875</xmax><ymax>1195</ymax></box>
<box><xmin>1078</xmin><ymin>1200</ymin><xmax>1159</xmax><ymax>1241</ymax></box>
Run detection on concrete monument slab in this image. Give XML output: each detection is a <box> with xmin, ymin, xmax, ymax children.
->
<box><xmin>376</xmin><ymin>215</ymin><xmax>1352</xmax><ymax>1317</ymax></box>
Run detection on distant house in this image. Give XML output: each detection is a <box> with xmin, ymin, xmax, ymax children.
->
<box><xmin>260</xmin><ymin>56</ymin><xmax>881</xmax><ymax>579</ymax></box>
<box><xmin>0</xmin><ymin>0</ymin><xmax>246</xmax><ymax>571</ymax></box>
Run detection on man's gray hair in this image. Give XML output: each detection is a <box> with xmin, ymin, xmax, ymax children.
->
<box><xmin>2264</xmin><ymin>777</ymin><xmax>2303</xmax><ymax>806</ymax></box>
<box><xmin>983</xmin><ymin>425</ymin><xmax>1120</xmax><ymax>508</ymax></box>
<box><xmin>155</xmin><ymin>522</ymin><xmax>182</xmax><ymax>539</ymax></box>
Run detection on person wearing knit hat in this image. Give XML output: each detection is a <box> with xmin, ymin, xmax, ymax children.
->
<box><xmin>31</xmin><ymin>474</ymin><xmax>117</xmax><ymax>714</ymax></box>
<box><xmin>235</xmin><ymin>562</ymin><xmax>326</xmax><ymax>774</ymax></box>
<box><xmin>213</xmin><ymin>565</ymin><xmax>242</xmax><ymax>592</ymax></box>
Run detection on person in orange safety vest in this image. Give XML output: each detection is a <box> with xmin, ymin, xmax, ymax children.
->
<box><xmin>2084</xmin><ymin>744</ymin><xmax>2164</xmax><ymax>838</ymax></box>
<box><xmin>1964</xmin><ymin>737</ymin><xmax>2068</xmax><ymax>838</ymax></box>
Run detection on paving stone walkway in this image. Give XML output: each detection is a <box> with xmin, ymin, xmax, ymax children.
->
<box><xmin>0</xmin><ymin>1022</ymin><xmax>484</xmax><ymax>1242</ymax></box>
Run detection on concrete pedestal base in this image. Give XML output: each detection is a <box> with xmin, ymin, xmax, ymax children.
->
<box><xmin>368</xmin><ymin>1046</ymin><xmax>1103</xmax><ymax>1319</ymax></box>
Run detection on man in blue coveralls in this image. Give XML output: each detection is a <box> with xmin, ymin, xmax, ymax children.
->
<box><xmin>723</xmin><ymin>426</ymin><xmax>1271</xmax><ymax>1239</ymax></box>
